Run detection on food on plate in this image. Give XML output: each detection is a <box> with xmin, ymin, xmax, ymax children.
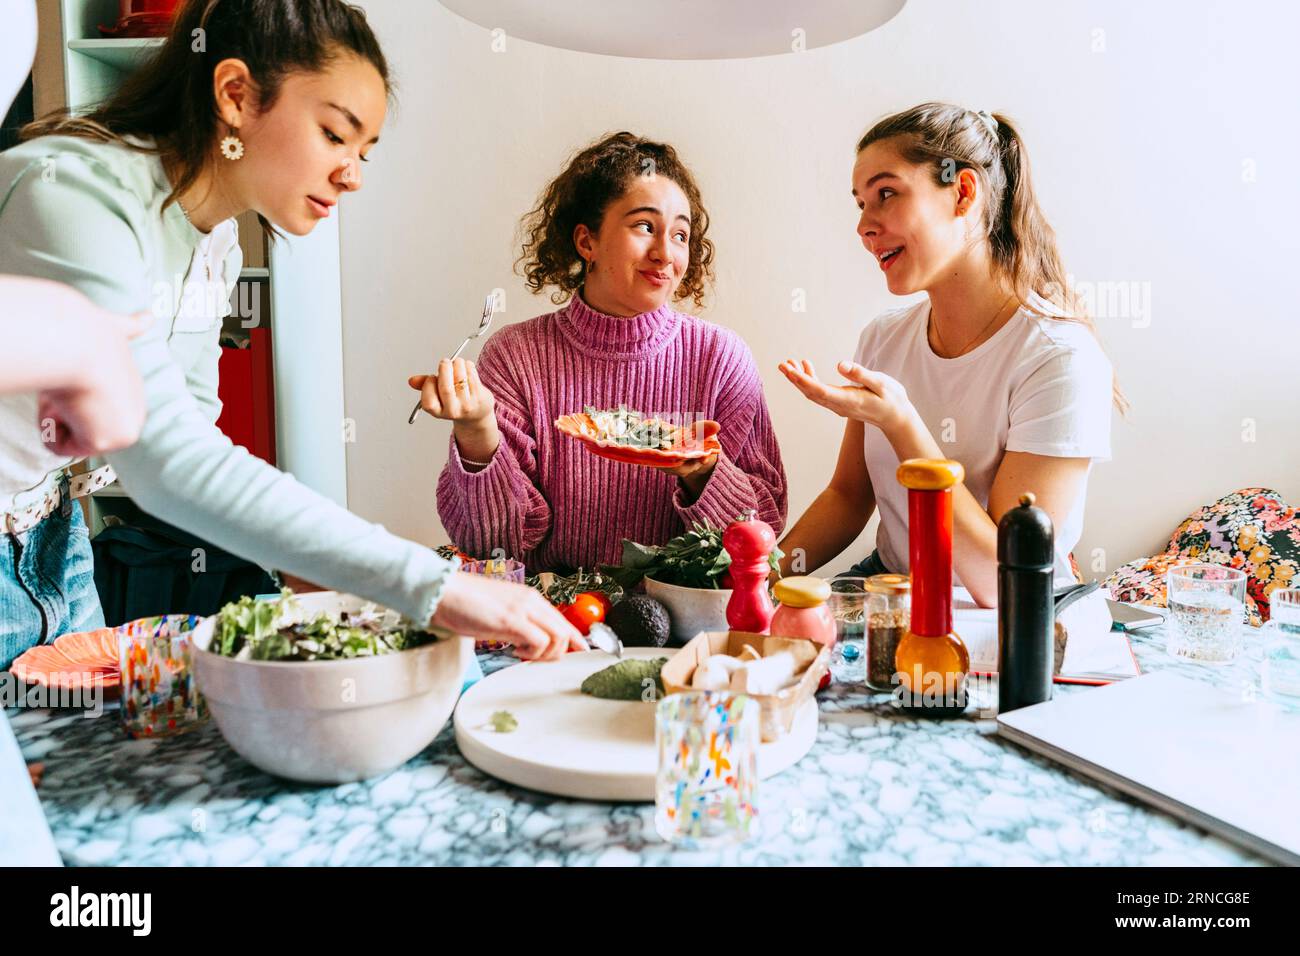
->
<box><xmin>569</xmin><ymin>405</ymin><xmax>692</xmax><ymax>451</ymax></box>
<box><xmin>728</xmin><ymin>651</ymin><xmax>797</xmax><ymax>695</ymax></box>
<box><xmin>554</xmin><ymin>406</ymin><xmax>722</xmax><ymax>467</ymax></box>
<box><xmin>489</xmin><ymin>710</ymin><xmax>518</xmax><ymax>733</ymax></box>
<box><xmin>690</xmin><ymin>649</ymin><xmax>798</xmax><ymax>695</ymax></box>
<box><xmin>604</xmin><ymin>596</ymin><xmax>671</xmax><ymax>648</ymax></box>
<box><xmin>580</xmin><ymin>657</ymin><xmax>667</xmax><ymax>701</ymax></box>
<box><xmin>604</xmin><ymin>521</ymin><xmax>784</xmax><ymax>591</ymax></box>
<box><xmin>690</xmin><ymin>653</ymin><xmax>744</xmax><ymax>690</ymax></box>
<box><xmin>210</xmin><ymin>590</ymin><xmax>438</xmax><ymax>662</ymax></box>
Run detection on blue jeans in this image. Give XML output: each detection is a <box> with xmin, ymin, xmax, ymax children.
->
<box><xmin>836</xmin><ymin>548</ymin><xmax>892</xmax><ymax>579</ymax></box>
<box><xmin>0</xmin><ymin>506</ymin><xmax>104</xmax><ymax>670</ymax></box>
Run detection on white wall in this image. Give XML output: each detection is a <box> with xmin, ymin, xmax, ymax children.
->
<box><xmin>338</xmin><ymin>0</ymin><xmax>1300</xmax><ymax>581</ymax></box>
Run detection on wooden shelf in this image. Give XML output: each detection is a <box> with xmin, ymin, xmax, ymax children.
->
<box><xmin>66</xmin><ymin>38</ymin><xmax>164</xmax><ymax>71</ymax></box>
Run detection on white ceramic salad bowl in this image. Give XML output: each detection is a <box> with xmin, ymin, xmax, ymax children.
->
<box><xmin>190</xmin><ymin>591</ymin><xmax>472</xmax><ymax>784</ymax></box>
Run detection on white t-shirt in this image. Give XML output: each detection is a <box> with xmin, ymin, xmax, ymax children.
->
<box><xmin>854</xmin><ymin>294</ymin><xmax>1113</xmax><ymax>587</ymax></box>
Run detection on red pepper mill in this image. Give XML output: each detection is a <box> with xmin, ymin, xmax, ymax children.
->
<box><xmin>723</xmin><ymin>510</ymin><xmax>776</xmax><ymax>634</ymax></box>
<box><xmin>893</xmin><ymin>458</ymin><xmax>971</xmax><ymax>717</ymax></box>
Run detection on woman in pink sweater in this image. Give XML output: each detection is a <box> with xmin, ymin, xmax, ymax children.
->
<box><xmin>412</xmin><ymin>132</ymin><xmax>787</xmax><ymax>572</ymax></box>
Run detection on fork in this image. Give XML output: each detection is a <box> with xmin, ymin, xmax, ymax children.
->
<box><xmin>407</xmin><ymin>294</ymin><xmax>497</xmax><ymax>424</ymax></box>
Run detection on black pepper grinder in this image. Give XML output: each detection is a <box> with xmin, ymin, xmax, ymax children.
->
<box><xmin>997</xmin><ymin>492</ymin><xmax>1055</xmax><ymax>713</ymax></box>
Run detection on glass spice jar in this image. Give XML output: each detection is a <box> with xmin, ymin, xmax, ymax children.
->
<box><xmin>865</xmin><ymin>574</ymin><xmax>911</xmax><ymax>692</ymax></box>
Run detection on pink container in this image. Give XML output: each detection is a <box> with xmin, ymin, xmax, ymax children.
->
<box><xmin>769</xmin><ymin>577</ymin><xmax>836</xmax><ymax>648</ymax></box>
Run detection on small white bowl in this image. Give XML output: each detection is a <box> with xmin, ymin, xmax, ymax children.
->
<box><xmin>643</xmin><ymin>576</ymin><xmax>732</xmax><ymax>645</ymax></box>
<box><xmin>191</xmin><ymin>592</ymin><xmax>472</xmax><ymax>784</ymax></box>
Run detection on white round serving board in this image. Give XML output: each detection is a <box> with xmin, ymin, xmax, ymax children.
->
<box><xmin>454</xmin><ymin>648</ymin><xmax>819</xmax><ymax>802</ymax></box>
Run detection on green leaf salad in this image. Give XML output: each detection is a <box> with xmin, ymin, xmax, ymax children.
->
<box><xmin>211</xmin><ymin>589</ymin><xmax>439</xmax><ymax>662</ymax></box>
<box><xmin>584</xmin><ymin>405</ymin><xmax>679</xmax><ymax>450</ymax></box>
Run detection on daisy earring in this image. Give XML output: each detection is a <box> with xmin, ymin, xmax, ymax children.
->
<box><xmin>220</xmin><ymin>132</ymin><xmax>245</xmax><ymax>161</ymax></box>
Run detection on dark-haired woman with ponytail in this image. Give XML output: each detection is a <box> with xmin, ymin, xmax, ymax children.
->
<box><xmin>777</xmin><ymin>103</ymin><xmax>1121</xmax><ymax>607</ymax></box>
<box><xmin>0</xmin><ymin>0</ymin><xmax>585</xmax><ymax>669</ymax></box>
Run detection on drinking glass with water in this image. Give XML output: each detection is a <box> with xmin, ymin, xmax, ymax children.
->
<box><xmin>1262</xmin><ymin>588</ymin><xmax>1300</xmax><ymax>703</ymax></box>
<box><xmin>1166</xmin><ymin>564</ymin><xmax>1247</xmax><ymax>664</ymax></box>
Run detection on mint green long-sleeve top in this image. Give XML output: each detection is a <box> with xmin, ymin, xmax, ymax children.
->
<box><xmin>0</xmin><ymin>135</ymin><xmax>455</xmax><ymax>623</ymax></box>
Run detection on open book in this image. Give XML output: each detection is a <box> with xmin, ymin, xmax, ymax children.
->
<box><xmin>952</xmin><ymin>586</ymin><xmax>1140</xmax><ymax>685</ymax></box>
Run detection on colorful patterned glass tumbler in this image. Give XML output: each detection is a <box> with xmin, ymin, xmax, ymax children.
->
<box><xmin>458</xmin><ymin>557</ymin><xmax>527</xmax><ymax>584</ymax></box>
<box><xmin>118</xmin><ymin>615</ymin><xmax>208</xmax><ymax>739</ymax></box>
<box><xmin>458</xmin><ymin>559</ymin><xmax>528</xmax><ymax>651</ymax></box>
<box><xmin>723</xmin><ymin>509</ymin><xmax>777</xmax><ymax>634</ymax></box>
<box><xmin>893</xmin><ymin>459</ymin><xmax>971</xmax><ymax>717</ymax></box>
<box><xmin>655</xmin><ymin>691</ymin><xmax>759</xmax><ymax>847</ymax></box>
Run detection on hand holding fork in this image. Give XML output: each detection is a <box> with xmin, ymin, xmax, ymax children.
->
<box><xmin>407</xmin><ymin>294</ymin><xmax>497</xmax><ymax>426</ymax></box>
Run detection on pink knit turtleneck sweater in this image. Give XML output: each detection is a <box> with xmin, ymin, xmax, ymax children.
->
<box><xmin>436</xmin><ymin>295</ymin><xmax>788</xmax><ymax>572</ymax></box>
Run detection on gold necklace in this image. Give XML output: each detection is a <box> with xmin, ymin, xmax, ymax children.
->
<box><xmin>931</xmin><ymin>293</ymin><xmax>1016</xmax><ymax>358</ymax></box>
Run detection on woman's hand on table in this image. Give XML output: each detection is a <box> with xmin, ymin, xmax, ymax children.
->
<box><xmin>779</xmin><ymin>359</ymin><xmax>916</xmax><ymax>440</ymax></box>
<box><xmin>430</xmin><ymin>572</ymin><xmax>588</xmax><ymax>661</ymax></box>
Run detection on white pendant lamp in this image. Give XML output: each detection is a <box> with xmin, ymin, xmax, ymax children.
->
<box><xmin>436</xmin><ymin>0</ymin><xmax>907</xmax><ymax>60</ymax></box>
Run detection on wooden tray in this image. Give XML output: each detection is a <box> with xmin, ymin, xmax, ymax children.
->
<box><xmin>454</xmin><ymin>648</ymin><xmax>817</xmax><ymax>801</ymax></box>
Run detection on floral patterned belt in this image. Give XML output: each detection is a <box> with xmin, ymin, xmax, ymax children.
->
<box><xmin>1</xmin><ymin>464</ymin><xmax>117</xmax><ymax>536</ymax></box>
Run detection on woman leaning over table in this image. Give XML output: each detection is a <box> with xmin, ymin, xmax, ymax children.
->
<box><xmin>777</xmin><ymin>103</ymin><xmax>1123</xmax><ymax>606</ymax></box>
<box><xmin>0</xmin><ymin>0</ymin><xmax>584</xmax><ymax>670</ymax></box>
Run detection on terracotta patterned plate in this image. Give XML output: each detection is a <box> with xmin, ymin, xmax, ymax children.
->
<box><xmin>10</xmin><ymin>626</ymin><xmax>122</xmax><ymax>694</ymax></box>
<box><xmin>554</xmin><ymin>411</ymin><xmax>721</xmax><ymax>468</ymax></box>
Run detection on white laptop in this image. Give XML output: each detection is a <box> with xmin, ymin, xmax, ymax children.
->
<box><xmin>997</xmin><ymin>670</ymin><xmax>1300</xmax><ymax>865</ymax></box>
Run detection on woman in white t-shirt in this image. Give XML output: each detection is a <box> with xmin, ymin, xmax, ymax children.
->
<box><xmin>777</xmin><ymin>102</ymin><xmax>1122</xmax><ymax>606</ymax></box>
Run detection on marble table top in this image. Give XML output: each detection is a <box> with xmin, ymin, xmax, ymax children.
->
<box><xmin>3</xmin><ymin>620</ymin><xmax>1280</xmax><ymax>866</ymax></box>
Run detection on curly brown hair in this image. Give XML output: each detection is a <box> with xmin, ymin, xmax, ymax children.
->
<box><xmin>516</xmin><ymin>132</ymin><xmax>715</xmax><ymax>308</ymax></box>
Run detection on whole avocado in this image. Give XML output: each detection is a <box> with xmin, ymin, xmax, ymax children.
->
<box><xmin>606</xmin><ymin>595</ymin><xmax>672</xmax><ymax>648</ymax></box>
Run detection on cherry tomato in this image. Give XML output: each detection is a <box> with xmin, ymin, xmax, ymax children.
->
<box><xmin>559</xmin><ymin>593</ymin><xmax>605</xmax><ymax>635</ymax></box>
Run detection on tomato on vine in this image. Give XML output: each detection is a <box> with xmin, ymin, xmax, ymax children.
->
<box><xmin>558</xmin><ymin>592</ymin><xmax>606</xmax><ymax>635</ymax></box>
